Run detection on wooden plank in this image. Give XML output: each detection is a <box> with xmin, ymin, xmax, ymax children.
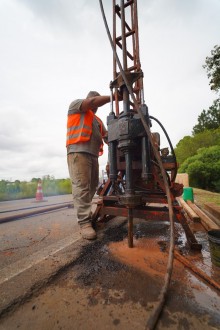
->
<box><xmin>176</xmin><ymin>197</ymin><xmax>200</xmax><ymax>221</ymax></box>
<box><xmin>187</xmin><ymin>201</ymin><xmax>219</xmax><ymax>230</ymax></box>
<box><xmin>204</xmin><ymin>203</ymin><xmax>220</xmax><ymax>226</ymax></box>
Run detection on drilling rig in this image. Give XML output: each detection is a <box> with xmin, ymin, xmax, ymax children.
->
<box><xmin>94</xmin><ymin>0</ymin><xmax>201</xmax><ymax>250</ymax></box>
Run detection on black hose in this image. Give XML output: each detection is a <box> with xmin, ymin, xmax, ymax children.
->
<box><xmin>99</xmin><ymin>1</ymin><xmax>175</xmax><ymax>329</ymax></box>
<box><xmin>149</xmin><ymin>115</ymin><xmax>178</xmax><ymax>181</ymax></box>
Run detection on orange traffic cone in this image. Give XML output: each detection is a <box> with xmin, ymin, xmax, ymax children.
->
<box><xmin>36</xmin><ymin>180</ymin><xmax>44</xmax><ymax>201</ymax></box>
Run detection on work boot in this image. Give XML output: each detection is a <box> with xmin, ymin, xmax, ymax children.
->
<box><xmin>80</xmin><ymin>223</ymin><xmax>97</xmax><ymax>240</ymax></box>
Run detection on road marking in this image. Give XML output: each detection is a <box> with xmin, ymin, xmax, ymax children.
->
<box><xmin>0</xmin><ymin>234</ymin><xmax>81</xmax><ymax>285</ymax></box>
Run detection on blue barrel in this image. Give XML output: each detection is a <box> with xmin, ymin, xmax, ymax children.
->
<box><xmin>183</xmin><ymin>187</ymin><xmax>194</xmax><ymax>202</ymax></box>
<box><xmin>208</xmin><ymin>230</ymin><xmax>220</xmax><ymax>267</ymax></box>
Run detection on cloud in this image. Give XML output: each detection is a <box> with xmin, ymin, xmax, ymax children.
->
<box><xmin>18</xmin><ymin>0</ymin><xmax>112</xmax><ymax>39</ymax></box>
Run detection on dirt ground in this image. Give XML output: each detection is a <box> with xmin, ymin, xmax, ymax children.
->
<box><xmin>0</xmin><ymin>217</ymin><xmax>219</xmax><ymax>330</ymax></box>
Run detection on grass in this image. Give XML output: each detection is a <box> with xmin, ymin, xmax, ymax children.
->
<box><xmin>193</xmin><ymin>188</ymin><xmax>220</xmax><ymax>208</ymax></box>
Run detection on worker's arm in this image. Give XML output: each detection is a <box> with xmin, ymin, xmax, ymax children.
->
<box><xmin>81</xmin><ymin>91</ymin><xmax>123</xmax><ymax>112</ymax></box>
<box><xmin>80</xmin><ymin>96</ymin><xmax>111</xmax><ymax>112</ymax></box>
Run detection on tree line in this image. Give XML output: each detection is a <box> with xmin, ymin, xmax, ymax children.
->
<box><xmin>0</xmin><ymin>176</ymin><xmax>72</xmax><ymax>202</ymax></box>
<box><xmin>175</xmin><ymin>45</ymin><xmax>220</xmax><ymax>192</ymax></box>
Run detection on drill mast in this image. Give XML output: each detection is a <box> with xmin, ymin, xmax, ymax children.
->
<box><xmin>112</xmin><ymin>0</ymin><xmax>143</xmax><ymax>114</ymax></box>
<box><xmin>95</xmin><ymin>0</ymin><xmax>201</xmax><ymax>250</ymax></box>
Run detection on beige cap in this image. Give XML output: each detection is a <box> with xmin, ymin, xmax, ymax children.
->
<box><xmin>86</xmin><ymin>91</ymin><xmax>100</xmax><ymax>98</ymax></box>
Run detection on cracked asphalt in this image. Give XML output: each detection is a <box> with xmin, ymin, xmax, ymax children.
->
<box><xmin>0</xmin><ymin>195</ymin><xmax>76</xmax><ymax>268</ymax></box>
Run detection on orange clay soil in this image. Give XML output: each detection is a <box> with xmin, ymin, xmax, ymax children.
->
<box><xmin>108</xmin><ymin>237</ymin><xmax>207</xmax><ymax>288</ymax></box>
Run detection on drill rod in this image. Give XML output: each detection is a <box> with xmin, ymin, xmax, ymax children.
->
<box><xmin>128</xmin><ymin>207</ymin><xmax>133</xmax><ymax>248</ymax></box>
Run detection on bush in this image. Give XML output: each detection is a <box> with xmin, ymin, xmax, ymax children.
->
<box><xmin>175</xmin><ymin>127</ymin><xmax>220</xmax><ymax>165</ymax></box>
<box><xmin>179</xmin><ymin>146</ymin><xmax>220</xmax><ymax>192</ymax></box>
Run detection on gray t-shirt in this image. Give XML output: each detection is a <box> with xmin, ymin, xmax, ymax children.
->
<box><xmin>67</xmin><ymin>99</ymin><xmax>107</xmax><ymax>157</ymax></box>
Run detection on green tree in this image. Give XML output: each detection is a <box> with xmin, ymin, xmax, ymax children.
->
<box><xmin>19</xmin><ymin>181</ymin><xmax>36</xmax><ymax>199</ymax></box>
<box><xmin>0</xmin><ymin>180</ymin><xmax>9</xmax><ymax>201</ymax></box>
<box><xmin>0</xmin><ymin>180</ymin><xmax>8</xmax><ymax>193</ymax></box>
<box><xmin>42</xmin><ymin>176</ymin><xmax>58</xmax><ymax>196</ymax></box>
<box><xmin>57</xmin><ymin>179</ymin><xmax>72</xmax><ymax>195</ymax></box>
<box><xmin>31</xmin><ymin>178</ymin><xmax>40</xmax><ymax>183</ymax></box>
<box><xmin>192</xmin><ymin>99</ymin><xmax>220</xmax><ymax>134</ymax></box>
<box><xmin>175</xmin><ymin>127</ymin><xmax>220</xmax><ymax>164</ymax></box>
<box><xmin>203</xmin><ymin>44</ymin><xmax>220</xmax><ymax>94</ymax></box>
<box><xmin>179</xmin><ymin>145</ymin><xmax>220</xmax><ymax>192</ymax></box>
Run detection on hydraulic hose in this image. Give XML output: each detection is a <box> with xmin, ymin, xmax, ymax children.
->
<box><xmin>99</xmin><ymin>1</ymin><xmax>175</xmax><ymax>329</ymax></box>
<box><xmin>149</xmin><ymin>115</ymin><xmax>178</xmax><ymax>181</ymax></box>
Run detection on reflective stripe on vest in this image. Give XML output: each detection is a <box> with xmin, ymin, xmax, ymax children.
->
<box><xmin>66</xmin><ymin>110</ymin><xmax>94</xmax><ymax>145</ymax></box>
<box><xmin>66</xmin><ymin>110</ymin><xmax>105</xmax><ymax>156</ymax></box>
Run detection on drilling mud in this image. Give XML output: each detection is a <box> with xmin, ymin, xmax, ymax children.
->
<box><xmin>0</xmin><ymin>218</ymin><xmax>219</xmax><ymax>330</ymax></box>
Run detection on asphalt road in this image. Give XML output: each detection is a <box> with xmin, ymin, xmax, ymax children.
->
<box><xmin>0</xmin><ymin>195</ymin><xmax>76</xmax><ymax>268</ymax></box>
<box><xmin>0</xmin><ymin>196</ymin><xmax>220</xmax><ymax>329</ymax></box>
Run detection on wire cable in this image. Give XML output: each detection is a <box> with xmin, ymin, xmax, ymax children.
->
<box><xmin>149</xmin><ymin>115</ymin><xmax>178</xmax><ymax>181</ymax></box>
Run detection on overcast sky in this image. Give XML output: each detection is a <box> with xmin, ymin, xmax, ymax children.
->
<box><xmin>0</xmin><ymin>0</ymin><xmax>219</xmax><ymax>182</ymax></box>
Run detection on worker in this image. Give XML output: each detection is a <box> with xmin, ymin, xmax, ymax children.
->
<box><xmin>66</xmin><ymin>91</ymin><xmax>121</xmax><ymax>240</ymax></box>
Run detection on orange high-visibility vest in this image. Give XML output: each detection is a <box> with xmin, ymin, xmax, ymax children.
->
<box><xmin>66</xmin><ymin>110</ymin><xmax>104</xmax><ymax>156</ymax></box>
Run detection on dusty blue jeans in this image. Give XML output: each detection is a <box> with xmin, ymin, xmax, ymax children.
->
<box><xmin>67</xmin><ymin>153</ymin><xmax>99</xmax><ymax>225</ymax></box>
